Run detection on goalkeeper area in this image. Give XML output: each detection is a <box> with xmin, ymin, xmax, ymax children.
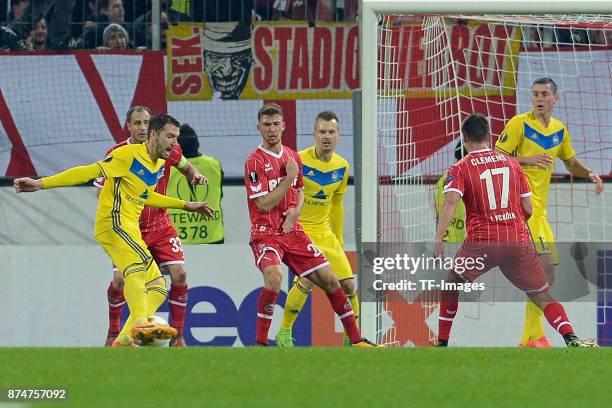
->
<box><xmin>1</xmin><ymin>347</ymin><xmax>610</xmax><ymax>407</ymax></box>
<box><xmin>359</xmin><ymin>5</ymin><xmax>612</xmax><ymax>346</ymax></box>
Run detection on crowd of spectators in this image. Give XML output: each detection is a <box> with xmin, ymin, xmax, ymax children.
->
<box><xmin>0</xmin><ymin>0</ymin><xmax>357</xmax><ymax>51</ymax></box>
<box><xmin>2</xmin><ymin>2</ymin><xmax>608</xmax><ymax>52</ymax></box>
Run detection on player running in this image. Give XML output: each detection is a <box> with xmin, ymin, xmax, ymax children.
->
<box><xmin>244</xmin><ymin>103</ymin><xmax>379</xmax><ymax>347</ymax></box>
<box><xmin>434</xmin><ymin>113</ymin><xmax>596</xmax><ymax>347</ymax></box>
<box><xmin>14</xmin><ymin>113</ymin><xmax>214</xmax><ymax>347</ymax></box>
<box><xmin>275</xmin><ymin>111</ymin><xmax>356</xmax><ymax>347</ymax></box>
<box><xmin>496</xmin><ymin>77</ymin><xmax>604</xmax><ymax>347</ymax></box>
<box><xmin>97</xmin><ymin>106</ymin><xmax>207</xmax><ymax>347</ymax></box>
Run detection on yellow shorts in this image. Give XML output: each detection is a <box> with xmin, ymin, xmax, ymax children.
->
<box><xmin>527</xmin><ymin>215</ymin><xmax>558</xmax><ymax>265</ymax></box>
<box><xmin>96</xmin><ymin>227</ymin><xmax>162</xmax><ymax>283</ymax></box>
<box><xmin>305</xmin><ymin>230</ymin><xmax>354</xmax><ymax>282</ymax></box>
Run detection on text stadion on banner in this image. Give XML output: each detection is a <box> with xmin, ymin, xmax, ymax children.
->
<box><xmin>167</xmin><ymin>21</ymin><xmax>360</xmax><ymax>101</ymax></box>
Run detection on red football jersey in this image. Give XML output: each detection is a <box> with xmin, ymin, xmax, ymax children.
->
<box><xmin>95</xmin><ymin>139</ymin><xmax>183</xmax><ymax>233</ymax></box>
<box><xmin>443</xmin><ymin>148</ymin><xmax>532</xmax><ymax>243</ymax></box>
<box><xmin>244</xmin><ymin>145</ymin><xmax>304</xmax><ymax>237</ymax></box>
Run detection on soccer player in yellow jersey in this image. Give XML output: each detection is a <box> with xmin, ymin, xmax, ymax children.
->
<box><xmin>495</xmin><ymin>78</ymin><xmax>604</xmax><ymax>347</ymax></box>
<box><xmin>275</xmin><ymin>110</ymin><xmax>355</xmax><ymax>347</ymax></box>
<box><xmin>435</xmin><ymin>141</ymin><xmax>466</xmax><ymax>244</ymax></box>
<box><xmin>14</xmin><ymin>113</ymin><xmax>214</xmax><ymax>347</ymax></box>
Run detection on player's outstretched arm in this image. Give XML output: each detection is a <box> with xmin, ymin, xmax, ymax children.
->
<box><xmin>146</xmin><ymin>191</ymin><xmax>187</xmax><ymax>209</ymax></box>
<box><xmin>14</xmin><ymin>177</ymin><xmax>42</xmax><ymax>193</ymax></box>
<box><xmin>15</xmin><ymin>163</ymin><xmax>103</xmax><ymax>193</ymax></box>
<box><xmin>563</xmin><ymin>156</ymin><xmax>604</xmax><ymax>194</ymax></box>
<box><xmin>146</xmin><ymin>191</ymin><xmax>214</xmax><ymax>217</ymax></box>
<box><xmin>184</xmin><ymin>201</ymin><xmax>215</xmax><ymax>217</ymax></box>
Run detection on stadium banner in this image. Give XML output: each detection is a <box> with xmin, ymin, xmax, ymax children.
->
<box><xmin>167</xmin><ymin>21</ymin><xmax>360</xmax><ymax>100</ymax></box>
<box><xmin>0</xmin><ymin>50</ymin><xmax>610</xmax><ymax>177</ymax></box>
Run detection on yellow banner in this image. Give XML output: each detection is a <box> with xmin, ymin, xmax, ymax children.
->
<box><xmin>167</xmin><ymin>20</ymin><xmax>520</xmax><ymax>101</ymax></box>
<box><xmin>167</xmin><ymin>21</ymin><xmax>358</xmax><ymax>101</ymax></box>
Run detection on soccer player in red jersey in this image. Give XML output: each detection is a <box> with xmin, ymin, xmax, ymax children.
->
<box><xmin>434</xmin><ymin>113</ymin><xmax>597</xmax><ymax>347</ymax></box>
<box><xmin>244</xmin><ymin>103</ymin><xmax>379</xmax><ymax>347</ymax></box>
<box><xmin>98</xmin><ymin>106</ymin><xmax>207</xmax><ymax>347</ymax></box>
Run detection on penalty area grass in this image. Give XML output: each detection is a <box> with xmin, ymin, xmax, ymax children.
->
<box><xmin>0</xmin><ymin>347</ymin><xmax>609</xmax><ymax>408</ymax></box>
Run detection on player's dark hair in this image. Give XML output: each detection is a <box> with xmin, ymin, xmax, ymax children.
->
<box><xmin>532</xmin><ymin>77</ymin><xmax>557</xmax><ymax>94</ymax></box>
<box><xmin>125</xmin><ymin>105</ymin><xmax>151</xmax><ymax>124</ymax></box>
<box><xmin>178</xmin><ymin>124</ymin><xmax>200</xmax><ymax>158</ymax></box>
<box><xmin>454</xmin><ymin>139</ymin><xmax>467</xmax><ymax>161</ymax></box>
<box><xmin>258</xmin><ymin>103</ymin><xmax>283</xmax><ymax>120</ymax></box>
<box><xmin>148</xmin><ymin>113</ymin><xmax>180</xmax><ymax>136</ymax></box>
<box><xmin>461</xmin><ymin>113</ymin><xmax>490</xmax><ymax>144</ymax></box>
<box><xmin>316</xmin><ymin>111</ymin><xmax>339</xmax><ymax>123</ymax></box>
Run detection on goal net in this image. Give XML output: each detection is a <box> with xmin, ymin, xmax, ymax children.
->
<box><xmin>367</xmin><ymin>13</ymin><xmax>611</xmax><ymax>346</ymax></box>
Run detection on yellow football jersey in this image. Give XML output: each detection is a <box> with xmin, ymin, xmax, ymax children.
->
<box><xmin>435</xmin><ymin>171</ymin><xmax>466</xmax><ymax>243</ymax></box>
<box><xmin>95</xmin><ymin>144</ymin><xmax>166</xmax><ymax>235</ymax></box>
<box><xmin>299</xmin><ymin>146</ymin><xmax>349</xmax><ymax>244</ymax></box>
<box><xmin>495</xmin><ymin>111</ymin><xmax>575</xmax><ymax>216</ymax></box>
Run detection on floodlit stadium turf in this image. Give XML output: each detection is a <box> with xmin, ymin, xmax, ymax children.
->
<box><xmin>1</xmin><ymin>347</ymin><xmax>609</xmax><ymax>407</ymax></box>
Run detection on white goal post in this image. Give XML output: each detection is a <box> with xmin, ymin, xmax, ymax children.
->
<box><xmin>359</xmin><ymin>1</ymin><xmax>612</xmax><ymax>344</ymax></box>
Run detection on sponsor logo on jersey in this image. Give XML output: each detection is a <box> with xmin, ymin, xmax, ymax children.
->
<box><xmin>139</xmin><ymin>189</ymin><xmax>150</xmax><ymax>200</ymax></box>
<box><xmin>249</xmin><ymin>172</ymin><xmax>259</xmax><ymax>183</ymax></box>
<box><xmin>268</xmin><ymin>176</ymin><xmax>297</xmax><ymax>190</ymax></box>
<box><xmin>264</xmin><ymin>163</ymin><xmax>273</xmax><ymax>172</ymax></box>
<box><xmin>307</xmin><ymin>170</ymin><xmax>315</xmax><ymax>176</ymax></box>
<box><xmin>103</xmin><ymin>155</ymin><xmax>113</xmax><ymax>163</ymax></box>
<box><xmin>499</xmin><ymin>133</ymin><xmax>507</xmax><ymax>143</ymax></box>
<box><xmin>313</xmin><ymin>190</ymin><xmax>327</xmax><ymax>200</ymax></box>
<box><xmin>250</xmin><ymin>184</ymin><xmax>262</xmax><ymax>192</ymax></box>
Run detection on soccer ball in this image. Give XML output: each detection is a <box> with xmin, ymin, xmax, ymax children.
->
<box><xmin>144</xmin><ymin>315</ymin><xmax>171</xmax><ymax>347</ymax></box>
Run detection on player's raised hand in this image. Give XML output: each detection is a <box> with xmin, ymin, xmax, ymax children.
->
<box><xmin>588</xmin><ymin>172</ymin><xmax>604</xmax><ymax>195</ymax></box>
<box><xmin>184</xmin><ymin>201</ymin><xmax>214</xmax><ymax>217</ymax></box>
<box><xmin>286</xmin><ymin>156</ymin><xmax>299</xmax><ymax>179</ymax></box>
<box><xmin>281</xmin><ymin>207</ymin><xmax>299</xmax><ymax>233</ymax></box>
<box><xmin>526</xmin><ymin>154</ymin><xmax>553</xmax><ymax>169</ymax></box>
<box><xmin>191</xmin><ymin>172</ymin><xmax>208</xmax><ymax>185</ymax></box>
<box><xmin>14</xmin><ymin>177</ymin><xmax>43</xmax><ymax>193</ymax></box>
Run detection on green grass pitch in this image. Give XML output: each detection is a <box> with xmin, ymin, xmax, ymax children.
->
<box><xmin>0</xmin><ymin>348</ymin><xmax>609</xmax><ymax>407</ymax></box>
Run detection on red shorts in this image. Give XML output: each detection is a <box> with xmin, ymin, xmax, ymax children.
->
<box><xmin>249</xmin><ymin>230</ymin><xmax>329</xmax><ymax>276</ymax></box>
<box><xmin>454</xmin><ymin>242</ymin><xmax>549</xmax><ymax>294</ymax></box>
<box><xmin>112</xmin><ymin>227</ymin><xmax>184</xmax><ymax>272</ymax></box>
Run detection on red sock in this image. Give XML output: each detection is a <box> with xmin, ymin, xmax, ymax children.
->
<box><xmin>107</xmin><ymin>281</ymin><xmax>125</xmax><ymax>334</ymax></box>
<box><xmin>438</xmin><ymin>290</ymin><xmax>459</xmax><ymax>342</ymax></box>
<box><xmin>256</xmin><ymin>288</ymin><xmax>278</xmax><ymax>345</ymax></box>
<box><xmin>169</xmin><ymin>283</ymin><xmax>188</xmax><ymax>336</ymax></box>
<box><xmin>544</xmin><ymin>302</ymin><xmax>574</xmax><ymax>336</ymax></box>
<box><xmin>326</xmin><ymin>288</ymin><xmax>361</xmax><ymax>343</ymax></box>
